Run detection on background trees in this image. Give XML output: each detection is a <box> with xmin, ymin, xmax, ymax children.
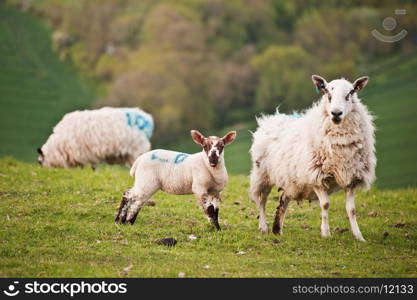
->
<box><xmin>8</xmin><ymin>0</ymin><xmax>417</xmax><ymax>143</ymax></box>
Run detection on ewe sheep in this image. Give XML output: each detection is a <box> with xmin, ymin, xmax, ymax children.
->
<box><xmin>249</xmin><ymin>75</ymin><xmax>376</xmax><ymax>241</ymax></box>
<box><xmin>115</xmin><ymin>130</ymin><xmax>237</xmax><ymax>230</ymax></box>
<box><xmin>38</xmin><ymin>107</ymin><xmax>153</xmax><ymax>169</ymax></box>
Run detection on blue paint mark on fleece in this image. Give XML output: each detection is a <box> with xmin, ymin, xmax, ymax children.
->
<box><xmin>174</xmin><ymin>153</ymin><xmax>189</xmax><ymax>164</ymax></box>
<box><xmin>125</xmin><ymin>111</ymin><xmax>153</xmax><ymax>139</ymax></box>
<box><xmin>289</xmin><ymin>112</ymin><xmax>302</xmax><ymax>118</ymax></box>
<box><xmin>151</xmin><ymin>151</ymin><xmax>189</xmax><ymax>164</ymax></box>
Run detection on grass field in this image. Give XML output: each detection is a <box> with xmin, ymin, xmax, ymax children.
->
<box><xmin>0</xmin><ymin>4</ymin><xmax>94</xmax><ymax>162</ymax></box>
<box><xmin>0</xmin><ymin>158</ymin><xmax>416</xmax><ymax>277</ymax></box>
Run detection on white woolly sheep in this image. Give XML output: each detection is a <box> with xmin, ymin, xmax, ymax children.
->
<box><xmin>249</xmin><ymin>75</ymin><xmax>376</xmax><ymax>241</ymax></box>
<box><xmin>38</xmin><ymin>107</ymin><xmax>153</xmax><ymax>169</ymax></box>
<box><xmin>115</xmin><ymin>130</ymin><xmax>237</xmax><ymax>230</ymax></box>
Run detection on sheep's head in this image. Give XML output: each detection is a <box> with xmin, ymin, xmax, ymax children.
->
<box><xmin>312</xmin><ymin>75</ymin><xmax>369</xmax><ymax>124</ymax></box>
<box><xmin>37</xmin><ymin>147</ymin><xmax>44</xmax><ymax>166</ymax></box>
<box><xmin>191</xmin><ymin>130</ymin><xmax>237</xmax><ymax>168</ymax></box>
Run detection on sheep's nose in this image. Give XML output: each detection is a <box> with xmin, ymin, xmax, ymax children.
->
<box><xmin>331</xmin><ymin>110</ymin><xmax>343</xmax><ymax>118</ymax></box>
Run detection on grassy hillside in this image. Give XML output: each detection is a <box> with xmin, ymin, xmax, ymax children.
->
<box><xmin>0</xmin><ymin>158</ymin><xmax>416</xmax><ymax>277</ymax></box>
<box><xmin>170</xmin><ymin>53</ymin><xmax>417</xmax><ymax>189</ymax></box>
<box><xmin>0</xmin><ymin>4</ymin><xmax>94</xmax><ymax>161</ymax></box>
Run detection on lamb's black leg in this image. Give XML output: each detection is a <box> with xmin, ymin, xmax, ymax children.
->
<box><xmin>115</xmin><ymin>190</ymin><xmax>130</xmax><ymax>224</ymax></box>
<box><xmin>207</xmin><ymin>205</ymin><xmax>221</xmax><ymax>231</ymax></box>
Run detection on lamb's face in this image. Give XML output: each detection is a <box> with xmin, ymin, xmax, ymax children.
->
<box><xmin>191</xmin><ymin>130</ymin><xmax>237</xmax><ymax>168</ymax></box>
<box><xmin>203</xmin><ymin>137</ymin><xmax>224</xmax><ymax>167</ymax></box>
<box><xmin>312</xmin><ymin>75</ymin><xmax>369</xmax><ymax>124</ymax></box>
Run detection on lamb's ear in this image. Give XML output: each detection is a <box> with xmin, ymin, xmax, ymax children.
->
<box><xmin>37</xmin><ymin>148</ymin><xmax>43</xmax><ymax>156</ymax></box>
<box><xmin>222</xmin><ymin>131</ymin><xmax>237</xmax><ymax>146</ymax></box>
<box><xmin>191</xmin><ymin>130</ymin><xmax>205</xmax><ymax>146</ymax></box>
<box><xmin>312</xmin><ymin>75</ymin><xmax>327</xmax><ymax>92</ymax></box>
<box><xmin>353</xmin><ymin>76</ymin><xmax>369</xmax><ymax>92</ymax></box>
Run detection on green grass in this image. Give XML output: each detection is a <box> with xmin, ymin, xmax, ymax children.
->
<box><xmin>0</xmin><ymin>158</ymin><xmax>416</xmax><ymax>277</ymax></box>
<box><xmin>0</xmin><ymin>4</ymin><xmax>94</xmax><ymax>162</ymax></box>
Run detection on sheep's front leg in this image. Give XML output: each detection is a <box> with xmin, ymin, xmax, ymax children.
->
<box><xmin>346</xmin><ymin>188</ymin><xmax>366</xmax><ymax>242</ymax></box>
<box><xmin>197</xmin><ymin>193</ymin><xmax>221</xmax><ymax>231</ymax></box>
<box><xmin>313</xmin><ymin>188</ymin><xmax>331</xmax><ymax>238</ymax></box>
<box><xmin>272</xmin><ymin>194</ymin><xmax>290</xmax><ymax>235</ymax></box>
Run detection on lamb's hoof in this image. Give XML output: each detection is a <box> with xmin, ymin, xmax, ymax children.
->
<box><xmin>272</xmin><ymin>229</ymin><xmax>282</xmax><ymax>235</ymax></box>
<box><xmin>259</xmin><ymin>227</ymin><xmax>268</xmax><ymax>234</ymax></box>
<box><xmin>321</xmin><ymin>232</ymin><xmax>331</xmax><ymax>238</ymax></box>
<box><xmin>272</xmin><ymin>224</ymin><xmax>282</xmax><ymax>235</ymax></box>
<box><xmin>115</xmin><ymin>216</ymin><xmax>131</xmax><ymax>225</ymax></box>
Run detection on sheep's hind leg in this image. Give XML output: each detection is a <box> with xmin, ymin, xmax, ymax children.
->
<box><xmin>346</xmin><ymin>188</ymin><xmax>365</xmax><ymax>242</ymax></box>
<box><xmin>125</xmin><ymin>189</ymin><xmax>156</xmax><ymax>225</ymax></box>
<box><xmin>272</xmin><ymin>194</ymin><xmax>290</xmax><ymax>235</ymax></box>
<box><xmin>249</xmin><ymin>170</ymin><xmax>271</xmax><ymax>234</ymax></box>
<box><xmin>115</xmin><ymin>189</ymin><xmax>132</xmax><ymax>223</ymax></box>
<box><xmin>314</xmin><ymin>188</ymin><xmax>331</xmax><ymax>238</ymax></box>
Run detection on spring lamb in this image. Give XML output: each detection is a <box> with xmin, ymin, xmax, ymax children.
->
<box><xmin>115</xmin><ymin>130</ymin><xmax>237</xmax><ymax>230</ymax></box>
<box><xmin>37</xmin><ymin>107</ymin><xmax>153</xmax><ymax>169</ymax></box>
<box><xmin>249</xmin><ymin>75</ymin><xmax>376</xmax><ymax>241</ymax></box>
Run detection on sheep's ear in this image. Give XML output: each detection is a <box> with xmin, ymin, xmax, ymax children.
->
<box><xmin>191</xmin><ymin>130</ymin><xmax>205</xmax><ymax>146</ymax></box>
<box><xmin>37</xmin><ymin>148</ymin><xmax>43</xmax><ymax>156</ymax></box>
<box><xmin>353</xmin><ymin>76</ymin><xmax>369</xmax><ymax>92</ymax></box>
<box><xmin>312</xmin><ymin>75</ymin><xmax>327</xmax><ymax>92</ymax></box>
<box><xmin>222</xmin><ymin>131</ymin><xmax>237</xmax><ymax>146</ymax></box>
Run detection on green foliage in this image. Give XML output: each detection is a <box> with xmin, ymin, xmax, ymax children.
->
<box><xmin>0</xmin><ymin>158</ymin><xmax>416</xmax><ymax>277</ymax></box>
<box><xmin>251</xmin><ymin>45</ymin><xmax>313</xmax><ymax>112</ymax></box>
<box><xmin>0</xmin><ymin>4</ymin><xmax>95</xmax><ymax>162</ymax></box>
<box><xmin>20</xmin><ymin>0</ymin><xmax>410</xmax><ymax>141</ymax></box>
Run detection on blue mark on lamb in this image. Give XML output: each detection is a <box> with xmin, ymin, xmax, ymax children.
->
<box><xmin>150</xmin><ymin>151</ymin><xmax>188</xmax><ymax>164</ymax></box>
<box><xmin>174</xmin><ymin>153</ymin><xmax>189</xmax><ymax>164</ymax></box>
<box><xmin>125</xmin><ymin>111</ymin><xmax>153</xmax><ymax>139</ymax></box>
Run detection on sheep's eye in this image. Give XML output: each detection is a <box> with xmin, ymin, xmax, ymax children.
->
<box><xmin>326</xmin><ymin>92</ymin><xmax>332</xmax><ymax>103</ymax></box>
<box><xmin>346</xmin><ymin>90</ymin><xmax>354</xmax><ymax>101</ymax></box>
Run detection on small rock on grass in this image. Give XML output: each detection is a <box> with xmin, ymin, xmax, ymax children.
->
<box><xmin>178</xmin><ymin>272</ymin><xmax>185</xmax><ymax>278</ymax></box>
<box><xmin>156</xmin><ymin>237</ymin><xmax>177</xmax><ymax>247</ymax></box>
<box><xmin>392</xmin><ymin>222</ymin><xmax>407</xmax><ymax>228</ymax></box>
<box><xmin>300</xmin><ymin>224</ymin><xmax>312</xmax><ymax>230</ymax></box>
<box><xmin>334</xmin><ymin>227</ymin><xmax>349</xmax><ymax>234</ymax></box>
<box><xmin>123</xmin><ymin>264</ymin><xmax>133</xmax><ymax>273</ymax></box>
<box><xmin>367</xmin><ymin>210</ymin><xmax>378</xmax><ymax>217</ymax></box>
<box><xmin>188</xmin><ymin>234</ymin><xmax>198</xmax><ymax>241</ymax></box>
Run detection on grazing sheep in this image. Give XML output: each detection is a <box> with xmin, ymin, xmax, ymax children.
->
<box><xmin>37</xmin><ymin>107</ymin><xmax>153</xmax><ymax>169</ymax></box>
<box><xmin>115</xmin><ymin>130</ymin><xmax>237</xmax><ymax>230</ymax></box>
<box><xmin>249</xmin><ymin>75</ymin><xmax>376</xmax><ymax>241</ymax></box>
